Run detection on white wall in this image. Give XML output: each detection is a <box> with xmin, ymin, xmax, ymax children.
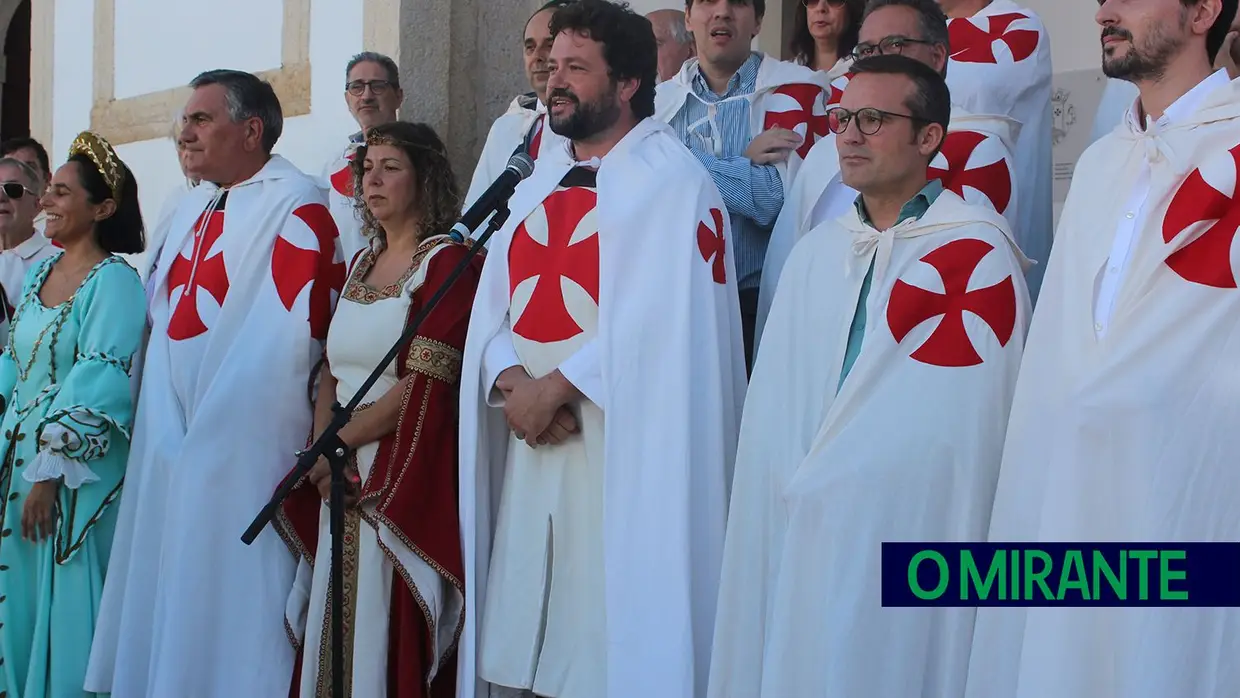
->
<box><xmin>51</xmin><ymin>0</ymin><xmax>367</xmax><ymax>265</ymax></box>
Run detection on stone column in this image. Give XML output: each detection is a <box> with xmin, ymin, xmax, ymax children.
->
<box><xmin>398</xmin><ymin>0</ymin><xmax>536</xmax><ymax>178</ymax></box>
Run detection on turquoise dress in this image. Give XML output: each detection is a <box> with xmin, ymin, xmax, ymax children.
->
<box><xmin>0</xmin><ymin>254</ymin><xmax>146</xmax><ymax>698</ymax></box>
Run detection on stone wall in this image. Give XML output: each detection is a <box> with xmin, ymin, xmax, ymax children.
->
<box><xmin>398</xmin><ymin>0</ymin><xmax>536</xmax><ymax>180</ymax></box>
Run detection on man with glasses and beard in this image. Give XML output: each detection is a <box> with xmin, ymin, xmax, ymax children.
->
<box><xmin>708</xmin><ymin>54</ymin><xmax>1030</xmax><ymax>698</ymax></box>
<box><xmin>966</xmin><ymin>0</ymin><xmax>1240</xmax><ymax>696</ymax></box>
<box><xmin>323</xmin><ymin>52</ymin><xmax>403</xmax><ymax>259</ymax></box>
<box><xmin>457</xmin><ymin>2</ymin><xmax>747</xmax><ymax>698</ymax></box>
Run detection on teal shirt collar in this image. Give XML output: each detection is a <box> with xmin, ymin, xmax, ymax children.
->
<box><xmin>854</xmin><ymin>179</ymin><xmax>944</xmax><ymax>229</ymax></box>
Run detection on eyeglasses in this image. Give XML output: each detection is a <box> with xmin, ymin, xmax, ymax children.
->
<box><xmin>852</xmin><ymin>35</ymin><xmax>934</xmax><ymax>60</ymax></box>
<box><xmin>827</xmin><ymin>107</ymin><xmax>926</xmax><ymax>136</ymax></box>
<box><xmin>345</xmin><ymin>79</ymin><xmax>396</xmax><ymax>96</ymax></box>
<box><xmin>0</xmin><ymin>182</ymin><xmax>34</xmax><ymax>200</ymax></box>
<box><xmin>801</xmin><ymin>0</ymin><xmax>846</xmax><ymax>6</ymax></box>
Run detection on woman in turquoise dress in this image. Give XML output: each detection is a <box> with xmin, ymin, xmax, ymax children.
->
<box><xmin>0</xmin><ymin>131</ymin><xmax>146</xmax><ymax>698</ymax></box>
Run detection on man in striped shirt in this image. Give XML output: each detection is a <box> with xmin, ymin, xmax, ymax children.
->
<box><xmin>655</xmin><ymin>0</ymin><xmax>829</xmax><ymax>372</ymax></box>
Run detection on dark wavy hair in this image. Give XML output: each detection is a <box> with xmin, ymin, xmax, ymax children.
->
<box><xmin>549</xmin><ymin>0</ymin><xmax>658</xmax><ymax>119</ymax></box>
<box><xmin>69</xmin><ymin>155</ymin><xmax>145</xmax><ymax>254</ymax></box>
<box><xmin>350</xmin><ymin>121</ymin><xmax>461</xmax><ymax>245</ymax></box>
<box><xmin>790</xmin><ymin>0</ymin><xmax>865</xmax><ymax>67</ymax></box>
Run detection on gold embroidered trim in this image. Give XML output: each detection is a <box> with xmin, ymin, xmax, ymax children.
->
<box><xmin>313</xmin><ymin>451</ymin><xmax>361</xmax><ymax>698</ymax></box>
<box><xmin>405</xmin><ymin>337</ymin><xmax>462</xmax><ymax>385</ymax></box>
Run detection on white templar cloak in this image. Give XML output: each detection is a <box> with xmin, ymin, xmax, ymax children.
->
<box><xmin>946</xmin><ymin>0</ymin><xmax>1052</xmax><ymax>299</ymax></box>
<box><xmin>965</xmin><ymin>75</ymin><xmax>1240</xmax><ymax>698</ymax></box>
<box><xmin>84</xmin><ymin>155</ymin><xmax>345</xmax><ymax>698</ymax></box>
<box><xmin>466</xmin><ymin>94</ymin><xmax>566</xmax><ymax>208</ymax></box>
<box><xmin>457</xmin><ymin>117</ymin><xmax>747</xmax><ymax>698</ymax></box>
<box><xmin>322</xmin><ymin>135</ymin><xmax>368</xmax><ymax>259</ymax></box>
<box><xmin>654</xmin><ymin>53</ymin><xmax>832</xmax><ymax>194</ymax></box>
<box><xmin>756</xmin><ymin>107</ymin><xmax>1021</xmax><ymax>347</ymax></box>
<box><xmin>710</xmin><ymin>190</ymin><xmax>1031</xmax><ymax>698</ymax></box>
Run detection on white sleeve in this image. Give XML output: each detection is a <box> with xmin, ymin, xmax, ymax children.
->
<box><xmin>482</xmin><ymin>319</ymin><xmax>521</xmax><ymax>407</ymax></box>
<box><xmin>556</xmin><ymin>340</ymin><xmax>602</xmax><ymax>407</ymax></box>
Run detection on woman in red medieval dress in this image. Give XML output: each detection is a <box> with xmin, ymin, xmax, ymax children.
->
<box><xmin>279</xmin><ymin>120</ymin><xmax>482</xmax><ymax>698</ymax></box>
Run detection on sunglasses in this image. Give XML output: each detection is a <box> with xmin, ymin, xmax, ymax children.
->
<box><xmin>345</xmin><ymin>79</ymin><xmax>395</xmax><ymax>97</ymax></box>
<box><xmin>0</xmin><ymin>182</ymin><xmax>33</xmax><ymax>200</ymax></box>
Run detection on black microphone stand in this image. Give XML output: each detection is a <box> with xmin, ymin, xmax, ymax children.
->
<box><xmin>242</xmin><ymin>202</ymin><xmax>511</xmax><ymax>698</ymax></box>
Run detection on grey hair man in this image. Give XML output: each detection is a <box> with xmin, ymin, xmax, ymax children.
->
<box><xmin>647</xmin><ymin>8</ymin><xmax>695</xmax><ymax>82</ymax></box>
<box><xmin>84</xmin><ymin>68</ymin><xmax>345</xmax><ymax>698</ymax></box>
<box><xmin>0</xmin><ymin>156</ymin><xmax>54</xmax><ymax>339</ymax></box>
<box><xmin>327</xmin><ymin>50</ymin><xmax>403</xmax><ymax>258</ymax></box>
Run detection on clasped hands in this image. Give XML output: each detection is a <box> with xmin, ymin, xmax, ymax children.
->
<box><xmin>495</xmin><ymin>366</ymin><xmax>580</xmax><ymax>448</ymax></box>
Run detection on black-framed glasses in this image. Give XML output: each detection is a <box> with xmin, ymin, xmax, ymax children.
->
<box><xmin>827</xmin><ymin>107</ymin><xmax>926</xmax><ymax>136</ymax></box>
<box><xmin>801</xmin><ymin>0</ymin><xmax>846</xmax><ymax>7</ymax></box>
<box><xmin>346</xmin><ymin>79</ymin><xmax>395</xmax><ymax>96</ymax></box>
<box><xmin>0</xmin><ymin>182</ymin><xmax>33</xmax><ymax>200</ymax></box>
<box><xmin>852</xmin><ymin>35</ymin><xmax>934</xmax><ymax>60</ymax></box>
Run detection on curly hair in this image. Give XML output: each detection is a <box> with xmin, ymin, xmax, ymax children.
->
<box><xmin>790</xmin><ymin>0</ymin><xmax>865</xmax><ymax>67</ymax></box>
<box><xmin>350</xmin><ymin>121</ymin><xmax>462</xmax><ymax>248</ymax></box>
<box><xmin>549</xmin><ymin>0</ymin><xmax>658</xmax><ymax>119</ymax></box>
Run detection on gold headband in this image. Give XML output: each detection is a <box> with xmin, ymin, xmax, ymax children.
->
<box><xmin>68</xmin><ymin>131</ymin><xmax>125</xmax><ymax>200</ymax></box>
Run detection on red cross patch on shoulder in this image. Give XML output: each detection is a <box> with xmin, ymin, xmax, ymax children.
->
<box><xmin>948</xmin><ymin>12</ymin><xmax>1041</xmax><ymax>64</ymax></box>
<box><xmin>928</xmin><ymin>130</ymin><xmax>1013</xmax><ymax>215</ymax></box>
<box><xmin>764</xmin><ymin>84</ymin><xmax>829</xmax><ymax>159</ymax></box>
<box><xmin>1162</xmin><ymin>142</ymin><xmax>1240</xmax><ymax>289</ymax></box>
<box><xmin>697</xmin><ymin>208</ymin><xmax>726</xmax><ymax>284</ymax></box>
<box><xmin>272</xmin><ymin>203</ymin><xmax>346</xmax><ymax>341</ymax></box>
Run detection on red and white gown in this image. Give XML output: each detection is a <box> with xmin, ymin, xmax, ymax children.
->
<box><xmin>478</xmin><ymin>167</ymin><xmax>607</xmax><ymax>698</ymax></box>
<box><xmin>282</xmin><ymin>236</ymin><xmax>479</xmax><ymax>698</ymax></box>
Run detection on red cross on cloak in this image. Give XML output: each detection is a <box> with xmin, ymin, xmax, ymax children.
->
<box><xmin>329</xmin><ymin>151</ymin><xmax>356</xmax><ymax>198</ymax></box>
<box><xmin>928</xmin><ymin>130</ymin><xmax>1013</xmax><ymax>215</ymax></box>
<box><xmin>764</xmin><ymin>83</ymin><xmax>829</xmax><ymax>160</ymax></box>
<box><xmin>949</xmin><ymin>12</ymin><xmax>1040</xmax><ymax>64</ymax></box>
<box><xmin>697</xmin><ymin>208</ymin><xmax>727</xmax><ymax>284</ymax></box>
<box><xmin>528</xmin><ymin>115</ymin><xmax>546</xmax><ymax>158</ymax></box>
<box><xmin>508</xmin><ymin>187</ymin><xmax>600</xmax><ymax>344</ymax></box>
<box><xmin>827</xmin><ymin>73</ymin><xmax>853</xmax><ymax>107</ymax></box>
<box><xmin>1162</xmin><ymin>142</ymin><xmax>1240</xmax><ymax>288</ymax></box>
<box><xmin>167</xmin><ymin>207</ymin><xmax>230</xmax><ymax>341</ymax></box>
<box><xmin>887</xmin><ymin>238</ymin><xmax>1016</xmax><ymax>367</ymax></box>
<box><xmin>272</xmin><ymin>203</ymin><xmax>347</xmax><ymax>341</ymax></box>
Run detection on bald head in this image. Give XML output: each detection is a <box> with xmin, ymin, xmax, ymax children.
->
<box><xmin>648</xmin><ymin>9</ymin><xmax>695</xmax><ymax>82</ymax></box>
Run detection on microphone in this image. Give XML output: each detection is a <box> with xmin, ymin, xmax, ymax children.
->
<box><xmin>450</xmin><ymin>153</ymin><xmax>536</xmax><ymax>242</ymax></box>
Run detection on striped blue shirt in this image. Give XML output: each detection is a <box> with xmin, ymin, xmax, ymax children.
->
<box><xmin>666</xmin><ymin>53</ymin><xmax>784</xmax><ymax>291</ymax></box>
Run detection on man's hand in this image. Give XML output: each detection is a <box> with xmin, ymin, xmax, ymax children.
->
<box><xmin>307</xmin><ymin>455</ymin><xmax>361</xmax><ymax>507</ymax></box>
<box><xmin>745</xmin><ymin>127</ymin><xmax>803</xmax><ymax>165</ymax></box>
<box><xmin>22</xmin><ymin>480</ymin><xmax>58</xmax><ymax>542</ymax></box>
<box><xmin>498</xmin><ymin>370</ymin><xmax>581</xmax><ymax>447</ymax></box>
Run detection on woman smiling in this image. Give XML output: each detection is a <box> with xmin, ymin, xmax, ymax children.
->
<box><xmin>0</xmin><ymin>130</ymin><xmax>146</xmax><ymax>698</ymax></box>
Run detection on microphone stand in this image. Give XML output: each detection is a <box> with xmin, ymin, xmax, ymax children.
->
<box><xmin>243</xmin><ymin>201</ymin><xmax>512</xmax><ymax>698</ymax></box>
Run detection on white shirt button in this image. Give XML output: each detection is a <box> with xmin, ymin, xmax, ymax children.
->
<box><xmin>1095</xmin><ymin>322</ymin><xmax>1104</xmax><ymax>331</ymax></box>
<box><xmin>1126</xmin><ymin>212</ymin><xmax>1135</xmax><ymax>219</ymax></box>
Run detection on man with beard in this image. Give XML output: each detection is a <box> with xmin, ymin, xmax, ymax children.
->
<box><xmin>456</xmin><ymin>2</ymin><xmax>747</xmax><ymax>697</ymax></box>
<box><xmin>323</xmin><ymin>52</ymin><xmax>402</xmax><ymax>258</ymax></box>
<box><xmin>466</xmin><ymin>0</ymin><xmax>574</xmax><ymax>211</ymax></box>
<box><xmin>965</xmin><ymin>0</ymin><xmax>1240</xmax><ymax>696</ymax></box>
<box><xmin>654</xmin><ymin>0</ymin><xmax>830</xmax><ymax>372</ymax></box>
